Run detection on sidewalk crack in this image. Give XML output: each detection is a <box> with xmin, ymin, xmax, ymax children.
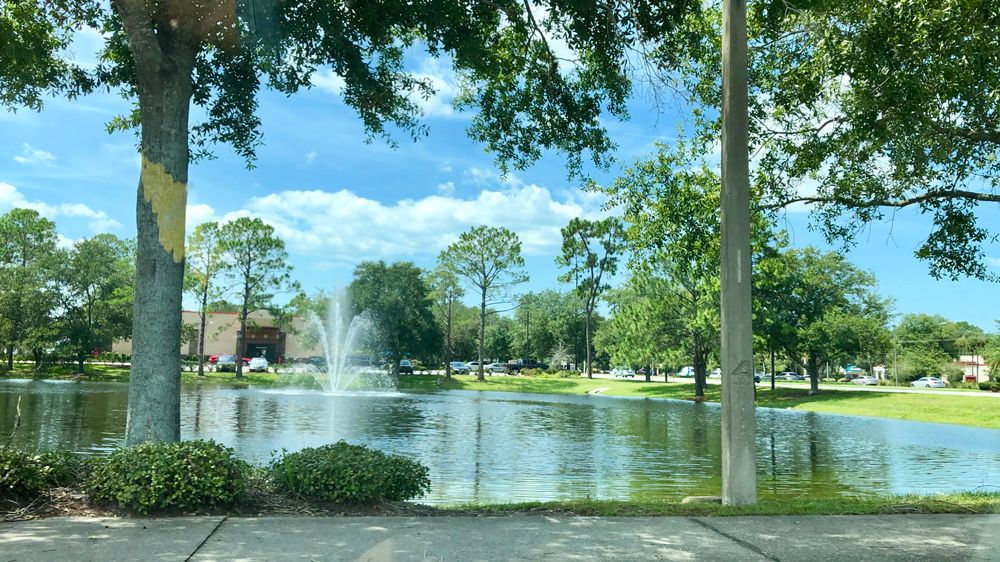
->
<box><xmin>687</xmin><ymin>517</ymin><xmax>783</xmax><ymax>562</ymax></box>
<box><xmin>185</xmin><ymin>515</ymin><xmax>229</xmax><ymax>561</ymax></box>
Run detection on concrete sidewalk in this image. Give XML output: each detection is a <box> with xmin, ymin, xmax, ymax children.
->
<box><xmin>3</xmin><ymin>514</ymin><xmax>999</xmax><ymax>561</ymax></box>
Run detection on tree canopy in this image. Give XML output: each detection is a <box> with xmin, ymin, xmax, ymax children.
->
<box><xmin>670</xmin><ymin>0</ymin><xmax>1000</xmax><ymax>280</ymax></box>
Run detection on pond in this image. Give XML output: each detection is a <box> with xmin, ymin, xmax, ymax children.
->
<box><xmin>2</xmin><ymin>379</ymin><xmax>999</xmax><ymax>504</ymax></box>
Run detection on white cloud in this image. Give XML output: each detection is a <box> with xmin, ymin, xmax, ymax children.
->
<box><xmin>55</xmin><ymin>234</ymin><xmax>76</xmax><ymax>250</ymax></box>
<box><xmin>13</xmin><ymin>143</ymin><xmax>56</xmax><ymax>166</ymax></box>
<box><xmin>222</xmin><ymin>182</ymin><xmax>609</xmax><ymax>263</ymax></box>
<box><xmin>186</xmin><ymin>203</ymin><xmax>219</xmax><ymax>230</ymax></box>
<box><xmin>409</xmin><ymin>57</ymin><xmax>462</xmax><ymax>119</ymax></box>
<box><xmin>305</xmin><ymin>151</ymin><xmax>318</xmax><ymax>164</ymax></box>
<box><xmin>311</xmin><ymin>69</ymin><xmax>346</xmax><ymax>94</ymax></box>
<box><xmin>436</xmin><ymin>182</ymin><xmax>455</xmax><ymax>196</ymax></box>
<box><xmin>0</xmin><ymin>182</ymin><xmax>121</xmax><ymax>231</ymax></box>
<box><xmin>987</xmin><ymin>257</ymin><xmax>1000</xmax><ymax>268</ymax></box>
<box><xmin>310</xmin><ymin>56</ymin><xmax>464</xmax><ymax>119</ymax></box>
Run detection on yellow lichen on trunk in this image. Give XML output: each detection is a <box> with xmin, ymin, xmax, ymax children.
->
<box><xmin>141</xmin><ymin>156</ymin><xmax>187</xmax><ymax>263</ymax></box>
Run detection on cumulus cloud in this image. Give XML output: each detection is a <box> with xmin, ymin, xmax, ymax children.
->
<box><xmin>311</xmin><ymin>69</ymin><xmax>346</xmax><ymax>94</ymax></box>
<box><xmin>309</xmin><ymin>55</ymin><xmax>464</xmax><ymax>119</ymax></box>
<box><xmin>0</xmin><ymin>182</ymin><xmax>121</xmax><ymax>231</ymax></box>
<box><xmin>13</xmin><ymin>143</ymin><xmax>56</xmax><ymax>166</ymax></box>
<box><xmin>219</xmin><ymin>181</ymin><xmax>609</xmax><ymax>263</ymax></box>
<box><xmin>186</xmin><ymin>203</ymin><xmax>219</xmax><ymax>230</ymax></box>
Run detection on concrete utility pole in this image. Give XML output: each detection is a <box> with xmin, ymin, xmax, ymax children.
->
<box><xmin>720</xmin><ymin>0</ymin><xmax>757</xmax><ymax>505</ymax></box>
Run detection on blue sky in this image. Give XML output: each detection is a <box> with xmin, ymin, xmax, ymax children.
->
<box><xmin>1</xmin><ymin>32</ymin><xmax>998</xmax><ymax>330</ymax></box>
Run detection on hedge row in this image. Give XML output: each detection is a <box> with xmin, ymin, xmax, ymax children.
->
<box><xmin>1</xmin><ymin>440</ymin><xmax>430</xmax><ymax>514</ymax></box>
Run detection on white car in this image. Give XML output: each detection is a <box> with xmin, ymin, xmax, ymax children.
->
<box><xmin>248</xmin><ymin>357</ymin><xmax>269</xmax><ymax>372</ymax></box>
<box><xmin>851</xmin><ymin>375</ymin><xmax>878</xmax><ymax>386</ymax></box>
<box><xmin>911</xmin><ymin>376</ymin><xmax>946</xmax><ymax>388</ymax></box>
<box><xmin>611</xmin><ymin>367</ymin><xmax>635</xmax><ymax>378</ymax></box>
<box><xmin>486</xmin><ymin>362</ymin><xmax>508</xmax><ymax>374</ymax></box>
<box><xmin>709</xmin><ymin>368</ymin><xmax>722</xmax><ymax>378</ymax></box>
<box><xmin>677</xmin><ymin>366</ymin><xmax>695</xmax><ymax>378</ymax></box>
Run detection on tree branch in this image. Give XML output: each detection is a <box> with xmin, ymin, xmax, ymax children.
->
<box><xmin>761</xmin><ymin>188</ymin><xmax>1000</xmax><ymax>210</ymax></box>
<box><xmin>111</xmin><ymin>0</ymin><xmax>164</xmax><ymax>71</ymax></box>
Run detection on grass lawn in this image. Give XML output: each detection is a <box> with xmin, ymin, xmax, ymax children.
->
<box><xmin>445</xmin><ymin>492</ymin><xmax>1000</xmax><ymax>516</ymax></box>
<box><xmin>399</xmin><ymin>374</ymin><xmax>1000</xmax><ymax>429</ymax></box>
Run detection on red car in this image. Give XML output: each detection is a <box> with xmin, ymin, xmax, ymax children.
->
<box><xmin>208</xmin><ymin>355</ymin><xmax>250</xmax><ymax>366</ymax></box>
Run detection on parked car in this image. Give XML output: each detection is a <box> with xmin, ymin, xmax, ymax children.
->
<box><xmin>448</xmin><ymin>361</ymin><xmax>470</xmax><ymax>374</ymax></box>
<box><xmin>216</xmin><ymin>354</ymin><xmax>238</xmax><ymax>372</ymax></box>
<box><xmin>399</xmin><ymin>360</ymin><xmax>414</xmax><ymax>374</ymax></box>
<box><xmin>466</xmin><ymin>361</ymin><xmax>481</xmax><ymax>371</ymax></box>
<box><xmin>207</xmin><ymin>355</ymin><xmax>220</xmax><ymax>364</ymax></box>
<box><xmin>911</xmin><ymin>376</ymin><xmax>946</xmax><ymax>388</ymax></box>
<box><xmin>486</xmin><ymin>362</ymin><xmax>508</xmax><ymax>374</ymax></box>
<box><xmin>248</xmin><ymin>357</ymin><xmax>269</xmax><ymax>373</ymax></box>
<box><xmin>851</xmin><ymin>375</ymin><xmax>878</xmax><ymax>386</ymax></box>
<box><xmin>612</xmin><ymin>367</ymin><xmax>635</xmax><ymax>378</ymax></box>
<box><xmin>777</xmin><ymin>371</ymin><xmax>805</xmax><ymax>381</ymax></box>
<box><xmin>754</xmin><ymin>372</ymin><xmax>763</xmax><ymax>383</ymax></box>
<box><xmin>504</xmin><ymin>359</ymin><xmax>549</xmax><ymax>373</ymax></box>
<box><xmin>709</xmin><ymin>368</ymin><xmax>722</xmax><ymax>378</ymax></box>
<box><xmin>676</xmin><ymin>366</ymin><xmax>695</xmax><ymax>377</ymax></box>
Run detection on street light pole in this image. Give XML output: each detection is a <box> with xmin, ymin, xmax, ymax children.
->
<box><xmin>720</xmin><ymin>0</ymin><xmax>756</xmax><ymax>506</ymax></box>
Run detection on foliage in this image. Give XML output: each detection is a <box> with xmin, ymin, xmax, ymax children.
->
<box><xmin>348</xmin><ymin>261</ymin><xmax>440</xmax><ymax>375</ymax></box>
<box><xmin>0</xmin><ymin>208</ymin><xmax>61</xmax><ymax>370</ymax></box>
<box><xmin>218</xmin><ymin>217</ymin><xmax>299</xmax><ymax>377</ymax></box>
<box><xmin>0</xmin><ymin>449</ymin><xmax>89</xmax><ymax>502</ymax></box>
<box><xmin>185</xmin><ymin>222</ymin><xmax>225</xmax><ymax>374</ymax></box>
<box><xmin>556</xmin><ymin>217</ymin><xmax>624</xmax><ymax>376</ymax></box>
<box><xmin>427</xmin><ymin>265</ymin><xmax>464</xmax><ymax>377</ymax></box>
<box><xmin>270</xmin><ymin>441</ymin><xmax>430</xmax><ymax>504</ymax></box>
<box><xmin>511</xmin><ymin>290</ymin><xmax>588</xmax><ymax>366</ymax></box>
<box><xmin>670</xmin><ymin>0</ymin><xmax>1000</xmax><ymax>279</ymax></box>
<box><xmin>88</xmin><ymin>440</ymin><xmax>249</xmax><ymax>514</ymax></box>
<box><xmin>57</xmin><ymin>234</ymin><xmax>135</xmax><ymax>369</ymax></box>
<box><xmin>439</xmin><ymin>226</ymin><xmax>528</xmax><ymax>379</ymax></box>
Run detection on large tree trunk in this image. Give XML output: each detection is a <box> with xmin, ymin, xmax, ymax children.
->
<box><xmin>123</xmin><ymin>33</ymin><xmax>196</xmax><ymax>445</ymax></box>
<box><xmin>196</xmin><ymin>298</ymin><xmax>207</xmax><ymax>377</ymax></box>
<box><xmin>770</xmin><ymin>348</ymin><xmax>776</xmax><ymax>391</ymax></box>
<box><xmin>693</xmin><ymin>346</ymin><xmax>707</xmax><ymax>398</ymax></box>
<box><xmin>236</xmin><ymin>306</ymin><xmax>248</xmax><ymax>379</ymax></box>
<box><xmin>807</xmin><ymin>353</ymin><xmax>820</xmax><ymax>395</ymax></box>
<box><xmin>444</xmin><ymin>298</ymin><xmax>453</xmax><ymax>381</ymax></box>
<box><xmin>585</xmin><ymin>308</ymin><xmax>593</xmax><ymax>379</ymax></box>
<box><xmin>477</xmin><ymin>286</ymin><xmax>486</xmax><ymax>381</ymax></box>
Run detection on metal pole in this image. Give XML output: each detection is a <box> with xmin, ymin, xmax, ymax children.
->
<box><xmin>720</xmin><ymin>0</ymin><xmax>756</xmax><ymax>506</ymax></box>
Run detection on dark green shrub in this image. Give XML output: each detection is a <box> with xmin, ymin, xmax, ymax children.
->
<box><xmin>0</xmin><ymin>449</ymin><xmax>88</xmax><ymax>502</ymax></box>
<box><xmin>88</xmin><ymin>440</ymin><xmax>249</xmax><ymax>514</ymax></box>
<box><xmin>271</xmin><ymin>441</ymin><xmax>430</xmax><ymax>503</ymax></box>
<box><xmin>980</xmin><ymin>382</ymin><xmax>1000</xmax><ymax>392</ymax></box>
<box><xmin>519</xmin><ymin>368</ymin><xmax>544</xmax><ymax>377</ymax></box>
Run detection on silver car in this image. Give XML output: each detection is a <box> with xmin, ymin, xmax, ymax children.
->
<box><xmin>911</xmin><ymin>376</ymin><xmax>946</xmax><ymax>388</ymax></box>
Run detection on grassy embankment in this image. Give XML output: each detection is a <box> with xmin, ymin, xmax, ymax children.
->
<box><xmin>6</xmin><ymin>365</ymin><xmax>999</xmax><ymax>429</ymax></box>
<box><xmin>400</xmin><ymin>374</ymin><xmax>1000</xmax><ymax>429</ymax></box>
<box><xmin>443</xmin><ymin>492</ymin><xmax>1000</xmax><ymax>516</ymax></box>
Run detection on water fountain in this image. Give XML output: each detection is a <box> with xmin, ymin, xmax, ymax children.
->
<box><xmin>305</xmin><ymin>293</ymin><xmax>392</xmax><ymax>392</ymax></box>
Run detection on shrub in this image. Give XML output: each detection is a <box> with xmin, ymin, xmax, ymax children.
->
<box><xmin>271</xmin><ymin>441</ymin><xmax>430</xmax><ymax>503</ymax></box>
<box><xmin>0</xmin><ymin>449</ymin><xmax>88</xmax><ymax>502</ymax></box>
<box><xmin>88</xmin><ymin>440</ymin><xmax>249</xmax><ymax>514</ymax></box>
<box><xmin>556</xmin><ymin>370</ymin><xmax>578</xmax><ymax>378</ymax></box>
<box><xmin>979</xmin><ymin>382</ymin><xmax>1000</xmax><ymax>392</ymax></box>
<box><xmin>519</xmin><ymin>368</ymin><xmax>544</xmax><ymax>377</ymax></box>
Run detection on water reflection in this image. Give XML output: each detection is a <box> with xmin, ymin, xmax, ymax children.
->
<box><xmin>2</xmin><ymin>380</ymin><xmax>1000</xmax><ymax>504</ymax></box>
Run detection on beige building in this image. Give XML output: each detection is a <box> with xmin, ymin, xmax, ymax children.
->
<box><xmin>957</xmin><ymin>354</ymin><xmax>991</xmax><ymax>382</ymax></box>
<box><xmin>112</xmin><ymin>310</ymin><xmax>322</xmax><ymax>362</ymax></box>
